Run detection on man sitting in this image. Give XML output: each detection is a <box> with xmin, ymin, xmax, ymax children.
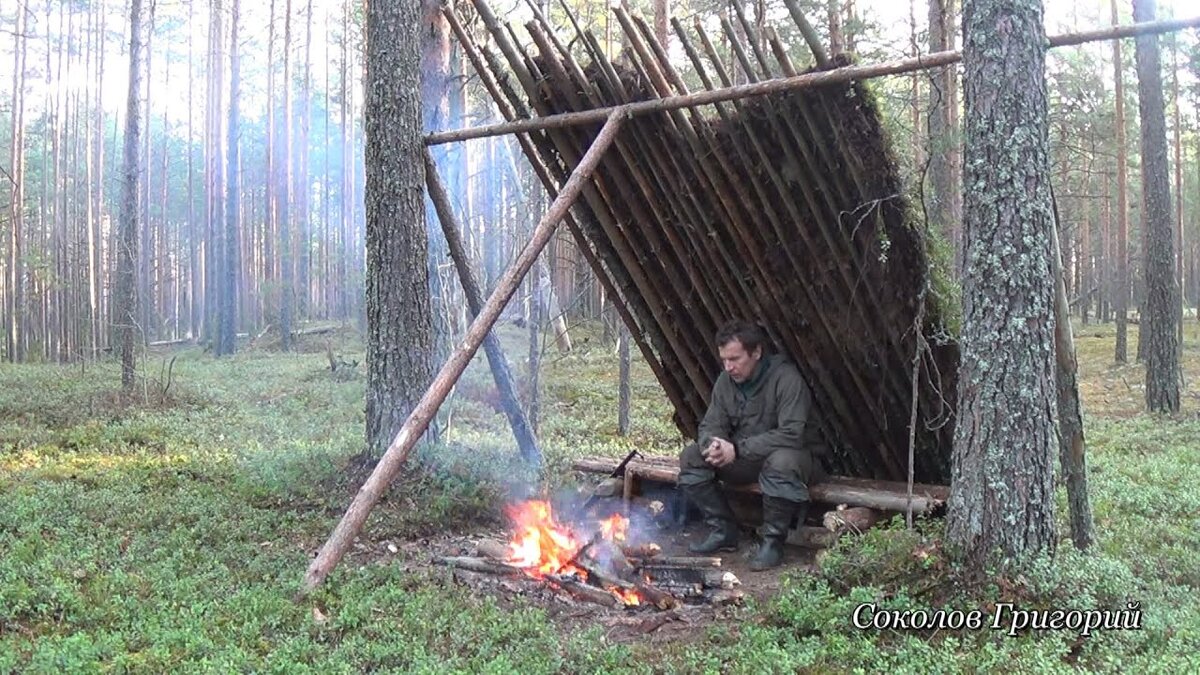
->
<box><xmin>678</xmin><ymin>320</ymin><xmax>826</xmax><ymax>570</ymax></box>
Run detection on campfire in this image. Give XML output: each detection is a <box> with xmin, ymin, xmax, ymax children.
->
<box><xmin>439</xmin><ymin>499</ymin><xmax>741</xmax><ymax>610</ymax></box>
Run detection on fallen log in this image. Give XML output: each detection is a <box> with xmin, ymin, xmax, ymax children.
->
<box><xmin>475</xmin><ymin>539</ymin><xmax>512</xmax><ymax>561</ymax></box>
<box><xmin>572</xmin><ymin>456</ymin><xmax>947</xmax><ymax>514</ymax></box>
<box><xmin>822</xmin><ymin>506</ymin><xmax>883</xmax><ymax>533</ymax></box>
<box><xmin>294</xmin><ymin>325</ymin><xmax>337</xmax><ymax>337</ymax></box>
<box><xmin>639</xmin><ymin>566</ymin><xmax>740</xmax><ymax>589</ymax></box>
<box><xmin>628</xmin><ymin>555</ymin><xmax>722</xmax><ymax>568</ymax></box>
<box><xmin>437</xmin><ymin>556</ymin><xmax>525</xmax><ymax>576</ymax></box>
<box><xmin>148</xmin><ymin>338</ymin><xmax>190</xmax><ymax>348</ymax></box>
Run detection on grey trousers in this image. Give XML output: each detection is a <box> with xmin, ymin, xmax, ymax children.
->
<box><xmin>677</xmin><ymin>442</ymin><xmax>823</xmax><ymax>503</ymax></box>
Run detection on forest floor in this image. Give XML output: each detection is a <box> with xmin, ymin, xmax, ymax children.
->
<box><xmin>2</xmin><ymin>319</ymin><xmax>1198</xmax><ymax>672</ymax></box>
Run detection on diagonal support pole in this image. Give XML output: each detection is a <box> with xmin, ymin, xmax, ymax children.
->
<box><xmin>300</xmin><ymin>108</ymin><xmax>627</xmax><ymax>594</ymax></box>
<box><xmin>423</xmin><ymin>146</ymin><xmax>542</xmax><ymax>468</ymax></box>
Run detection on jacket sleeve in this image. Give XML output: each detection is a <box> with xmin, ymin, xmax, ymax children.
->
<box><xmin>696</xmin><ymin>378</ymin><xmax>732</xmax><ymax>451</ymax></box>
<box><xmin>735</xmin><ymin>366</ymin><xmax>811</xmax><ymax>462</ymax></box>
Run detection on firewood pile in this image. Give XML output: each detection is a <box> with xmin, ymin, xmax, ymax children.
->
<box><xmin>438</xmin><ymin>500</ymin><xmax>744</xmax><ymax>610</ymax></box>
<box><xmin>448</xmin><ymin>0</ymin><xmax>959</xmax><ymax>484</ymax></box>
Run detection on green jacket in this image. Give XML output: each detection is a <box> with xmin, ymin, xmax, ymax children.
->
<box><xmin>696</xmin><ymin>354</ymin><xmax>823</xmax><ymax>462</ymax></box>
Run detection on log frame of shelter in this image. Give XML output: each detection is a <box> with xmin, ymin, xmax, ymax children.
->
<box><xmin>299</xmin><ymin>12</ymin><xmax>1200</xmax><ymax>595</ymax></box>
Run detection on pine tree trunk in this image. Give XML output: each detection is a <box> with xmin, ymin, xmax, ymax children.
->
<box><xmin>117</xmin><ymin>0</ymin><xmax>144</xmax><ymax>389</ymax></box>
<box><xmin>187</xmin><ymin>0</ymin><xmax>200</xmax><ymax>339</ymax></box>
<box><xmin>93</xmin><ymin>5</ymin><xmax>107</xmax><ymax>352</ymax></box>
<box><xmin>279</xmin><ymin>0</ymin><xmax>294</xmax><ymax>350</ymax></box>
<box><xmin>1081</xmin><ymin>183</ymin><xmax>1091</xmax><ymax>324</ymax></box>
<box><xmin>1131</xmin><ymin>0</ymin><xmax>1180</xmax><ymax>413</ymax></box>
<box><xmin>1051</xmin><ymin>195</ymin><xmax>1095</xmax><ymax>550</ymax></box>
<box><xmin>265</xmin><ymin>0</ymin><xmax>277</xmax><ymax>326</ymax></box>
<box><xmin>422</xmin><ymin>0</ymin><xmax>452</xmax><ymax>366</ymax></box>
<box><xmin>7</xmin><ymin>1</ymin><xmax>28</xmax><ymax>362</ymax></box>
<box><xmin>653</xmin><ymin>0</ymin><xmax>669</xmax><ymax>47</ymax></box>
<box><xmin>927</xmin><ymin>0</ymin><xmax>959</xmax><ymax>262</ymax></box>
<box><xmin>1112</xmin><ymin>0</ymin><xmax>1130</xmax><ymax>363</ymax></box>
<box><xmin>297</xmin><ymin>0</ymin><xmax>313</xmax><ymax>321</ymax></box>
<box><xmin>1101</xmin><ymin>173</ymin><xmax>1111</xmax><ymax>321</ymax></box>
<box><xmin>140</xmin><ymin>4</ymin><xmax>154</xmax><ymax>343</ymax></box>
<box><xmin>827</xmin><ymin>0</ymin><xmax>843</xmax><ymax>54</ymax></box>
<box><xmin>322</xmin><ymin>3</ymin><xmax>332</xmax><ymax>320</ymax></box>
<box><xmin>337</xmin><ymin>0</ymin><xmax>351</xmax><ymax>322</ymax></box>
<box><xmin>528</xmin><ymin>260</ymin><xmax>541</xmax><ymax>437</ymax></box>
<box><xmin>219</xmin><ymin>0</ymin><xmax>241</xmax><ymax>356</ymax></box>
<box><xmin>618</xmin><ymin>322</ymin><xmax>630</xmax><ymax>435</ymax></box>
<box><xmin>364</xmin><ymin>0</ymin><xmax>434</xmax><ymax>458</ymax></box>
<box><xmin>1170</xmin><ymin>38</ymin><xmax>1183</xmax><ymax>348</ymax></box>
<box><xmin>947</xmin><ymin>0</ymin><xmax>1058</xmax><ymax>571</ymax></box>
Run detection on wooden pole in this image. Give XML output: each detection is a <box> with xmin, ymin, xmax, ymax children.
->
<box><xmin>425</xmin><ymin>15</ymin><xmax>1200</xmax><ymax>146</ymax></box>
<box><xmin>422</xmin><ymin>147</ymin><xmax>542</xmax><ymax>468</ymax></box>
<box><xmin>300</xmin><ymin>109</ymin><xmax>626</xmax><ymax>594</ymax></box>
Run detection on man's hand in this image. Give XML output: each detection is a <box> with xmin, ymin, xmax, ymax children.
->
<box><xmin>703</xmin><ymin>437</ymin><xmax>736</xmax><ymax>468</ymax></box>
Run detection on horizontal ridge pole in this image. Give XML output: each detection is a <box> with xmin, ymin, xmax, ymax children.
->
<box><xmin>426</xmin><ymin>15</ymin><xmax>1200</xmax><ymax>146</ymax></box>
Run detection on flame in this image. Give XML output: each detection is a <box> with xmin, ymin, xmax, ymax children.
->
<box><xmin>503</xmin><ymin>500</ymin><xmax>642</xmax><ymax>606</ymax></box>
<box><xmin>598</xmin><ymin>513</ymin><xmax>629</xmax><ymax>542</ymax></box>
<box><xmin>505</xmin><ymin>500</ymin><xmax>584</xmax><ymax>576</ymax></box>
<box><xmin>609</xmin><ymin>586</ymin><xmax>641</xmax><ymax>605</ymax></box>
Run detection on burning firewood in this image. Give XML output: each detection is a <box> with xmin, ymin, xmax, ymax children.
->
<box><xmin>550</xmin><ymin>575</ymin><xmax>623</xmax><ymax>608</ymax></box>
<box><xmin>575</xmin><ymin>557</ymin><xmax>680</xmax><ymax>610</ymax></box>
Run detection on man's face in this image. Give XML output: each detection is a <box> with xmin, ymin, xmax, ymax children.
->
<box><xmin>718</xmin><ymin>339</ymin><xmax>762</xmax><ymax>383</ymax></box>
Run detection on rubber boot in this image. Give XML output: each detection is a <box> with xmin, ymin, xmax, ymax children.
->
<box><xmin>683</xmin><ymin>482</ymin><xmax>740</xmax><ymax>553</ymax></box>
<box><xmin>751</xmin><ymin>498</ymin><xmax>805</xmax><ymax>571</ymax></box>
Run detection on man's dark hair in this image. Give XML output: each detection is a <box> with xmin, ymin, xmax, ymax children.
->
<box><xmin>715</xmin><ymin>320</ymin><xmax>767</xmax><ymax>353</ymax></box>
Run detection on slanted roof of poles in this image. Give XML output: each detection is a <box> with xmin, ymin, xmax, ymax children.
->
<box><xmin>430</xmin><ymin>2</ymin><xmax>1200</xmax><ymax>485</ymax></box>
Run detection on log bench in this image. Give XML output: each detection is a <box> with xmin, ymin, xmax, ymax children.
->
<box><xmin>573</xmin><ymin>455</ymin><xmax>949</xmax><ymax>516</ymax></box>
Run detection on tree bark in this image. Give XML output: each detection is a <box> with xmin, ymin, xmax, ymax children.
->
<box><xmin>828</xmin><ymin>0</ymin><xmax>843</xmax><ymax>54</ymax></box>
<box><xmin>1132</xmin><ymin>0</ymin><xmax>1180</xmax><ymax>413</ymax></box>
<box><xmin>927</xmin><ymin>0</ymin><xmax>960</xmax><ymax>262</ymax></box>
<box><xmin>295</xmin><ymin>0</ymin><xmax>313</xmax><ymax>321</ymax></box>
<box><xmin>653</xmin><ymin>0</ymin><xmax>670</xmax><ymax>48</ymax></box>
<box><xmin>1112</xmin><ymin>0</ymin><xmax>1131</xmax><ymax>363</ymax></box>
<box><xmin>364</xmin><ymin>0</ymin><xmax>435</xmax><ymax>458</ymax></box>
<box><xmin>618</xmin><ymin>322</ymin><xmax>631</xmax><ymax>435</ymax></box>
<box><xmin>140</xmin><ymin>3</ymin><xmax>155</xmax><ymax>344</ymax></box>
<box><xmin>117</xmin><ymin>0</ymin><xmax>144</xmax><ymax>389</ymax></box>
<box><xmin>7</xmin><ymin>1</ymin><xmax>28</xmax><ymax>362</ymax></box>
<box><xmin>279</xmin><ymin>0</ymin><xmax>294</xmax><ymax>350</ymax></box>
<box><xmin>1169</xmin><ymin>36</ymin><xmax>1183</xmax><ymax>348</ymax></box>
<box><xmin>1050</xmin><ymin>193</ymin><xmax>1095</xmax><ymax>550</ymax></box>
<box><xmin>947</xmin><ymin>0</ymin><xmax>1058</xmax><ymax>571</ymax></box>
<box><xmin>219</xmin><ymin>0</ymin><xmax>241</xmax><ymax>356</ymax></box>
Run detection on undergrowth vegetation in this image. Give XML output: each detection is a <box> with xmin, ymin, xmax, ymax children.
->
<box><xmin>1</xmin><ymin>321</ymin><xmax>1197</xmax><ymax>672</ymax></box>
